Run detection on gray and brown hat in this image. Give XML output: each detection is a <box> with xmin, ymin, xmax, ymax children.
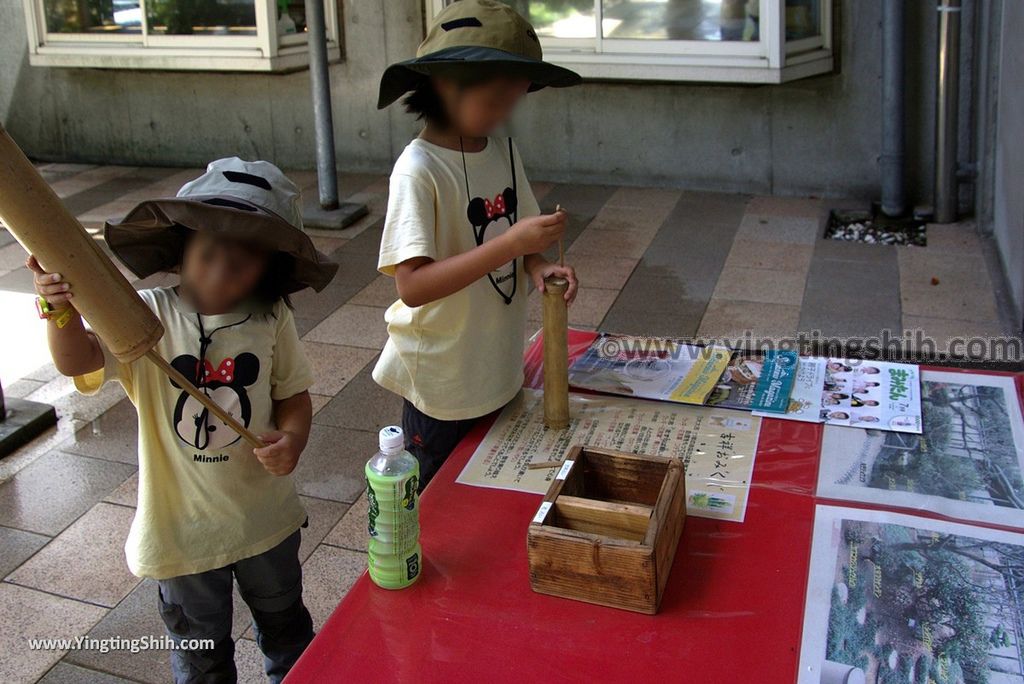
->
<box><xmin>378</xmin><ymin>0</ymin><xmax>581</xmax><ymax>109</ymax></box>
<box><xmin>104</xmin><ymin>158</ymin><xmax>338</xmax><ymax>294</ymax></box>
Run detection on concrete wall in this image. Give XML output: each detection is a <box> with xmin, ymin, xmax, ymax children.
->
<box><xmin>0</xmin><ymin>0</ymin><xmax>424</xmax><ymax>173</ymax></box>
<box><xmin>992</xmin><ymin>0</ymin><xmax>1024</xmax><ymax>324</ymax></box>
<box><xmin>2</xmin><ymin>0</ymin><xmax>940</xmax><ymax>202</ymax></box>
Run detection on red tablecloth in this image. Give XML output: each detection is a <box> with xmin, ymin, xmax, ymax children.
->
<box><xmin>288</xmin><ymin>331</ymin><xmax>1024</xmax><ymax>683</ymax></box>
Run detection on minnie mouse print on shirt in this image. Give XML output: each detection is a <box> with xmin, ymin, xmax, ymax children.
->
<box><xmin>168</xmin><ymin>352</ymin><xmax>260</xmax><ymax>452</ymax></box>
<box><xmin>467</xmin><ymin>186</ymin><xmax>518</xmax><ymax>304</ymax></box>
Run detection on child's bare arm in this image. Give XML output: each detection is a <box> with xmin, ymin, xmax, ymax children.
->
<box><xmin>254</xmin><ymin>390</ymin><xmax>312</xmax><ymax>476</ymax></box>
<box><xmin>27</xmin><ymin>255</ymin><xmax>105</xmax><ymax>377</ymax></box>
<box><xmin>395</xmin><ymin>211</ymin><xmax>566</xmax><ymax>307</ymax></box>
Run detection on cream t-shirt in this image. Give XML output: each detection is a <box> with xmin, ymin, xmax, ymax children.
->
<box><xmin>373</xmin><ymin>137</ymin><xmax>540</xmax><ymax>421</ymax></box>
<box><xmin>76</xmin><ymin>287</ymin><xmax>311</xmax><ymax>579</ymax></box>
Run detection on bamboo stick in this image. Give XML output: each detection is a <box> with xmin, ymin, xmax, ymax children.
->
<box><xmin>555</xmin><ymin>203</ymin><xmax>565</xmax><ymax>267</ymax></box>
<box><xmin>527</xmin><ymin>460</ymin><xmax>564</xmax><ymax>470</ymax></box>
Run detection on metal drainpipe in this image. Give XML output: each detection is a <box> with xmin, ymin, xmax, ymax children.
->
<box><xmin>305</xmin><ymin>0</ymin><xmax>340</xmax><ymax>211</ymax></box>
<box><xmin>934</xmin><ymin>0</ymin><xmax>962</xmax><ymax>223</ymax></box>
<box><xmin>880</xmin><ymin>0</ymin><xmax>906</xmax><ymax>217</ymax></box>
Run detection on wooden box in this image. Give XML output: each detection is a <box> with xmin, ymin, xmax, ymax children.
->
<box><xmin>527</xmin><ymin>445</ymin><xmax>686</xmax><ymax>614</ymax></box>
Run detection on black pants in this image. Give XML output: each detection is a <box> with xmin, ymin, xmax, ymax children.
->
<box><xmin>156</xmin><ymin>529</ymin><xmax>314</xmax><ymax>684</ymax></box>
<box><xmin>401</xmin><ymin>400</ymin><xmax>479</xmax><ymax>491</ymax></box>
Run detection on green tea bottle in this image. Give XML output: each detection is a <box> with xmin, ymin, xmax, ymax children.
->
<box><xmin>365</xmin><ymin>426</ymin><xmax>421</xmax><ymax>589</ymax></box>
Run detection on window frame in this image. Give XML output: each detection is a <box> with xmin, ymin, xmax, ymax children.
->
<box><xmin>426</xmin><ymin>0</ymin><xmax>834</xmax><ymax>84</ymax></box>
<box><xmin>22</xmin><ymin>0</ymin><xmax>343</xmax><ymax>72</ymax></box>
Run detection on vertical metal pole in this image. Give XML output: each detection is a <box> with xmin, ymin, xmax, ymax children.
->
<box><xmin>880</xmin><ymin>0</ymin><xmax>905</xmax><ymax>217</ymax></box>
<box><xmin>934</xmin><ymin>0</ymin><xmax>961</xmax><ymax>223</ymax></box>
<box><xmin>305</xmin><ymin>0</ymin><xmax>339</xmax><ymax>211</ymax></box>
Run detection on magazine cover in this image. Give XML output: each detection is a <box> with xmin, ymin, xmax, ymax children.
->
<box><xmin>799</xmin><ymin>505</ymin><xmax>1024</xmax><ymax>684</ymax></box>
<box><xmin>820</xmin><ymin>359</ymin><xmax>923</xmax><ymax>434</ymax></box>
<box><xmin>753</xmin><ymin>357</ymin><xmax>828</xmax><ymax>423</ymax></box>
<box><xmin>817</xmin><ymin>371</ymin><xmax>1024</xmax><ymax>529</ymax></box>
<box><xmin>705</xmin><ymin>349</ymin><xmax>799</xmax><ymax>413</ymax></box>
<box><xmin>567</xmin><ymin>333</ymin><xmax>732</xmax><ymax>405</ymax></box>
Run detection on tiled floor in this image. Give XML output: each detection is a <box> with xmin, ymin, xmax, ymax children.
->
<box><xmin>0</xmin><ymin>162</ymin><xmax>1020</xmax><ymax>683</ymax></box>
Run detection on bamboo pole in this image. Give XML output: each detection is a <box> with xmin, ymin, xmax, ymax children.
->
<box><xmin>542</xmin><ymin>276</ymin><xmax>570</xmax><ymax>430</ymax></box>
<box><xmin>0</xmin><ymin>124</ymin><xmax>264</xmax><ymax>449</ymax></box>
<box><xmin>0</xmin><ymin>126</ymin><xmax>163</xmax><ymax>363</ymax></box>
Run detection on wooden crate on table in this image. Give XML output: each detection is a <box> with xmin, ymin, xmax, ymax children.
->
<box><xmin>526</xmin><ymin>445</ymin><xmax>686</xmax><ymax>614</ymax></box>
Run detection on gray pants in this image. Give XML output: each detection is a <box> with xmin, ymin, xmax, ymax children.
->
<box><xmin>157</xmin><ymin>529</ymin><xmax>314</xmax><ymax>684</ymax></box>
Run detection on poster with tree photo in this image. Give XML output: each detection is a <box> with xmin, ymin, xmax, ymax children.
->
<box><xmin>817</xmin><ymin>371</ymin><xmax>1024</xmax><ymax>529</ymax></box>
<box><xmin>799</xmin><ymin>506</ymin><xmax>1024</xmax><ymax>684</ymax></box>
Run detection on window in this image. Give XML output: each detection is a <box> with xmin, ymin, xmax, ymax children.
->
<box><xmin>428</xmin><ymin>0</ymin><xmax>834</xmax><ymax>83</ymax></box>
<box><xmin>23</xmin><ymin>0</ymin><xmax>342</xmax><ymax>71</ymax></box>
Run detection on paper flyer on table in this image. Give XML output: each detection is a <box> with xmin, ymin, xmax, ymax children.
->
<box><xmin>798</xmin><ymin>505</ymin><xmax>1024</xmax><ymax>684</ymax></box>
<box><xmin>456</xmin><ymin>388</ymin><xmax>761</xmax><ymax>522</ymax></box>
<box><xmin>566</xmin><ymin>333</ymin><xmax>733</xmax><ymax>405</ymax></box>
<box><xmin>817</xmin><ymin>370</ymin><xmax>1024</xmax><ymax>529</ymax></box>
<box><xmin>706</xmin><ymin>349</ymin><xmax>799</xmax><ymax>413</ymax></box>
<box><xmin>753</xmin><ymin>357</ymin><xmax>827</xmax><ymax>423</ymax></box>
<box><xmin>820</xmin><ymin>358</ymin><xmax>923</xmax><ymax>433</ymax></box>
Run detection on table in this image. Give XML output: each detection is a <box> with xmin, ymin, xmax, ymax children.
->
<box><xmin>288</xmin><ymin>331</ymin><xmax>1023</xmax><ymax>683</ymax></box>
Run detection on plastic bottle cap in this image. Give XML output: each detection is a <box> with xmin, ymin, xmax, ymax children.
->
<box><xmin>379</xmin><ymin>425</ymin><xmax>404</xmax><ymax>452</ymax></box>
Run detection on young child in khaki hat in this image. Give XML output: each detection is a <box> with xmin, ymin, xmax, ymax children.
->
<box><xmin>375</xmin><ymin>0</ymin><xmax>582</xmax><ymax>488</ymax></box>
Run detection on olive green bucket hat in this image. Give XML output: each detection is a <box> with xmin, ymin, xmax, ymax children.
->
<box><xmin>377</xmin><ymin>0</ymin><xmax>581</xmax><ymax>109</ymax></box>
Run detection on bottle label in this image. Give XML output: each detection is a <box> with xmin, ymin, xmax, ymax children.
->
<box><xmin>406</xmin><ymin>552</ymin><xmax>420</xmax><ymax>581</ymax></box>
<box><xmin>401</xmin><ymin>475</ymin><xmax>419</xmax><ymax>511</ymax></box>
<box><xmin>365</xmin><ymin>467</ymin><xmax>419</xmax><ymax>554</ymax></box>
<box><xmin>366</xmin><ymin>478</ymin><xmax>380</xmax><ymax>537</ymax></box>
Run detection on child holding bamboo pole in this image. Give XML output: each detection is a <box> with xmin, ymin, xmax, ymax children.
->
<box><xmin>373</xmin><ymin>0</ymin><xmax>581</xmax><ymax>489</ymax></box>
<box><xmin>30</xmin><ymin>158</ymin><xmax>337</xmax><ymax>683</ymax></box>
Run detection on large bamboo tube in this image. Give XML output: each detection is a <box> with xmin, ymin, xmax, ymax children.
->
<box><xmin>0</xmin><ymin>125</ymin><xmax>263</xmax><ymax>448</ymax></box>
<box><xmin>542</xmin><ymin>276</ymin><xmax>569</xmax><ymax>430</ymax></box>
<box><xmin>0</xmin><ymin>126</ymin><xmax>163</xmax><ymax>363</ymax></box>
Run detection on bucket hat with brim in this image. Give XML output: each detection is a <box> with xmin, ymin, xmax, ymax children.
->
<box><xmin>105</xmin><ymin>157</ymin><xmax>338</xmax><ymax>294</ymax></box>
<box><xmin>378</xmin><ymin>0</ymin><xmax>581</xmax><ymax>109</ymax></box>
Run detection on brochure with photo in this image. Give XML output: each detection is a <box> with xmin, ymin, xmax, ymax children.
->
<box><xmin>706</xmin><ymin>349</ymin><xmax>799</xmax><ymax>413</ymax></box>
<box><xmin>567</xmin><ymin>333</ymin><xmax>732</xmax><ymax>406</ymax></box>
<box><xmin>819</xmin><ymin>358</ymin><xmax>923</xmax><ymax>434</ymax></box>
<box><xmin>753</xmin><ymin>357</ymin><xmax>828</xmax><ymax>423</ymax></box>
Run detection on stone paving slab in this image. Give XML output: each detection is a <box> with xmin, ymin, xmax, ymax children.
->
<box><xmin>0</xmin><ymin>525</ymin><xmax>49</xmax><ymax>579</ymax></box>
<box><xmin>0</xmin><ymin>451</ymin><xmax>136</xmax><ymax>536</ymax></box>
<box><xmin>0</xmin><ymin>583</ymin><xmax>105</xmax><ymax>683</ymax></box>
<box><xmin>7</xmin><ymin>502</ymin><xmax>140</xmax><ymax>607</ymax></box>
<box><xmin>64</xmin><ymin>579</ymin><xmax>173</xmax><ymax>682</ymax></box>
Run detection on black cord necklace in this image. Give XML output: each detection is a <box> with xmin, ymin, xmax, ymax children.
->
<box><xmin>459</xmin><ymin>135</ymin><xmax>518</xmax><ymax>305</ymax></box>
<box><xmin>195</xmin><ymin>312</ymin><xmax>252</xmax><ymax>392</ymax></box>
